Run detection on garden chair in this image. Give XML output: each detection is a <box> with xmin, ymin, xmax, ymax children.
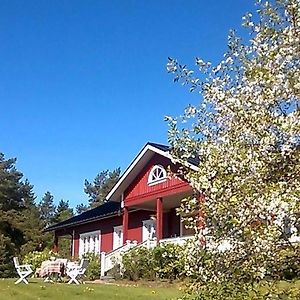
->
<box><xmin>66</xmin><ymin>258</ymin><xmax>89</xmax><ymax>284</ymax></box>
<box><xmin>13</xmin><ymin>257</ymin><xmax>33</xmax><ymax>284</ymax></box>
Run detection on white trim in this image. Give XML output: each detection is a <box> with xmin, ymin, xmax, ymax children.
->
<box><xmin>113</xmin><ymin>225</ymin><xmax>123</xmax><ymax>250</ymax></box>
<box><xmin>79</xmin><ymin>230</ymin><xmax>101</xmax><ymax>257</ymax></box>
<box><xmin>147</xmin><ymin>165</ymin><xmax>167</xmax><ymax>186</ymax></box>
<box><xmin>142</xmin><ymin>219</ymin><xmax>156</xmax><ymax>242</ymax></box>
<box><xmin>106</xmin><ymin>144</ymin><xmax>198</xmax><ymax>202</ymax></box>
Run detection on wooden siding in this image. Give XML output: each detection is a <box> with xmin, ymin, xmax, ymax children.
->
<box><xmin>69</xmin><ymin>215</ymin><xmax>122</xmax><ymax>256</ymax></box>
<box><xmin>127</xmin><ymin>210</ymin><xmax>153</xmax><ymax>242</ymax></box>
<box><xmin>57</xmin><ymin>208</ymin><xmax>182</xmax><ymax>256</ymax></box>
<box><xmin>124</xmin><ymin>154</ymin><xmax>191</xmax><ymax>205</ymax></box>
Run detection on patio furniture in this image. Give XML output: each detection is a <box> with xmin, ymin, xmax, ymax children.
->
<box><xmin>66</xmin><ymin>258</ymin><xmax>89</xmax><ymax>284</ymax></box>
<box><xmin>39</xmin><ymin>259</ymin><xmax>66</xmax><ymax>282</ymax></box>
<box><xmin>13</xmin><ymin>257</ymin><xmax>33</xmax><ymax>284</ymax></box>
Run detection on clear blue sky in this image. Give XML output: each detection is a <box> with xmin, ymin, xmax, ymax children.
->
<box><xmin>0</xmin><ymin>0</ymin><xmax>254</xmax><ymax>208</ymax></box>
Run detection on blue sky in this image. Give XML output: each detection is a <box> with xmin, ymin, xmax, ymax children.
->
<box><xmin>0</xmin><ymin>0</ymin><xmax>254</xmax><ymax>208</ymax></box>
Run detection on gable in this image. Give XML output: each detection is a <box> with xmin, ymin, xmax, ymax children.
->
<box><xmin>124</xmin><ymin>154</ymin><xmax>190</xmax><ymax>204</ymax></box>
<box><xmin>106</xmin><ymin>142</ymin><xmax>197</xmax><ymax>203</ymax></box>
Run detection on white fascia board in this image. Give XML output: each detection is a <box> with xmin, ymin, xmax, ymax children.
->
<box><xmin>106</xmin><ymin>144</ymin><xmax>198</xmax><ymax>202</ymax></box>
<box><xmin>106</xmin><ymin>144</ymin><xmax>154</xmax><ymax>201</ymax></box>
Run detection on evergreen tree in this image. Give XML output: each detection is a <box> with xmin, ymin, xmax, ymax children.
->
<box><xmin>75</xmin><ymin>203</ymin><xmax>88</xmax><ymax>215</ymax></box>
<box><xmin>84</xmin><ymin>168</ymin><xmax>121</xmax><ymax>207</ymax></box>
<box><xmin>19</xmin><ymin>180</ymin><xmax>44</xmax><ymax>255</ymax></box>
<box><xmin>39</xmin><ymin>191</ymin><xmax>56</xmax><ymax>227</ymax></box>
<box><xmin>0</xmin><ymin>152</ymin><xmax>42</xmax><ymax>277</ymax></box>
<box><xmin>54</xmin><ymin>199</ymin><xmax>74</xmax><ymax>258</ymax></box>
<box><xmin>54</xmin><ymin>199</ymin><xmax>73</xmax><ymax>223</ymax></box>
<box><xmin>0</xmin><ymin>153</ymin><xmax>25</xmax><ymax>211</ymax></box>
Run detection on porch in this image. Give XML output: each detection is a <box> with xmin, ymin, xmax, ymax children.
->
<box><xmin>121</xmin><ymin>190</ymin><xmax>195</xmax><ymax>246</ymax></box>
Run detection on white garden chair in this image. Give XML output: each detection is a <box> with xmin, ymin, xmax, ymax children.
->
<box><xmin>66</xmin><ymin>258</ymin><xmax>89</xmax><ymax>284</ymax></box>
<box><xmin>13</xmin><ymin>257</ymin><xmax>33</xmax><ymax>284</ymax></box>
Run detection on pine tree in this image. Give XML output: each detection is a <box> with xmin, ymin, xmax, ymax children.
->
<box><xmin>0</xmin><ymin>152</ymin><xmax>43</xmax><ymax>277</ymax></box>
<box><xmin>39</xmin><ymin>191</ymin><xmax>56</xmax><ymax>227</ymax></box>
<box><xmin>54</xmin><ymin>199</ymin><xmax>73</xmax><ymax>223</ymax></box>
<box><xmin>84</xmin><ymin>168</ymin><xmax>121</xmax><ymax>207</ymax></box>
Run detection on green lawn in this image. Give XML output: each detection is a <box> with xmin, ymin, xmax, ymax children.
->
<box><xmin>0</xmin><ymin>279</ymin><xmax>182</xmax><ymax>300</ymax></box>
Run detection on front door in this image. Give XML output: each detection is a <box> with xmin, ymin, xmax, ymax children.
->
<box><xmin>142</xmin><ymin>219</ymin><xmax>156</xmax><ymax>241</ymax></box>
<box><xmin>113</xmin><ymin>226</ymin><xmax>123</xmax><ymax>250</ymax></box>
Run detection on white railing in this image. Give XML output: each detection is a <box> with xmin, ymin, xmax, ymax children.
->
<box><xmin>100</xmin><ymin>236</ymin><xmax>193</xmax><ymax>277</ymax></box>
<box><xmin>138</xmin><ymin>238</ymin><xmax>157</xmax><ymax>249</ymax></box>
<box><xmin>100</xmin><ymin>240</ymin><xmax>137</xmax><ymax>277</ymax></box>
<box><xmin>100</xmin><ymin>238</ymin><xmax>160</xmax><ymax>277</ymax></box>
<box><xmin>159</xmin><ymin>235</ymin><xmax>193</xmax><ymax>246</ymax></box>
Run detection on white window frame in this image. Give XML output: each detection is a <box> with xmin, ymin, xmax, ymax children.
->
<box><xmin>113</xmin><ymin>225</ymin><xmax>123</xmax><ymax>250</ymax></box>
<box><xmin>147</xmin><ymin>165</ymin><xmax>167</xmax><ymax>186</ymax></box>
<box><xmin>79</xmin><ymin>230</ymin><xmax>101</xmax><ymax>257</ymax></box>
<box><xmin>142</xmin><ymin>219</ymin><xmax>156</xmax><ymax>241</ymax></box>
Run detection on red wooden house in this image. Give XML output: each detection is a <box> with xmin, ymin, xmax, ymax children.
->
<box><xmin>45</xmin><ymin>142</ymin><xmax>199</xmax><ymax>274</ymax></box>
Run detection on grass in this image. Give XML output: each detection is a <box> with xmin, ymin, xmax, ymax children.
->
<box><xmin>0</xmin><ymin>279</ymin><xmax>182</xmax><ymax>300</ymax></box>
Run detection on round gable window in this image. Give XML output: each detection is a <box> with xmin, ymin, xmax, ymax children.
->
<box><xmin>148</xmin><ymin>165</ymin><xmax>167</xmax><ymax>186</ymax></box>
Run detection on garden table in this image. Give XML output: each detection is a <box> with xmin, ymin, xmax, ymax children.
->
<box><xmin>39</xmin><ymin>259</ymin><xmax>65</xmax><ymax>282</ymax></box>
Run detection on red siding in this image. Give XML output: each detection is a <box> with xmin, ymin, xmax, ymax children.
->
<box><xmin>67</xmin><ymin>210</ymin><xmax>158</xmax><ymax>256</ymax></box>
<box><xmin>124</xmin><ymin>154</ymin><xmax>191</xmax><ymax>205</ymax></box>
<box><xmin>60</xmin><ymin>208</ymin><xmax>183</xmax><ymax>257</ymax></box>
<box><xmin>70</xmin><ymin>215</ymin><xmax>123</xmax><ymax>257</ymax></box>
<box><xmin>128</xmin><ymin>210</ymin><xmax>153</xmax><ymax>243</ymax></box>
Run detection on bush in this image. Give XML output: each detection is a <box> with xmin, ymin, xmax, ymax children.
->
<box><xmin>268</xmin><ymin>244</ymin><xmax>300</xmax><ymax>280</ymax></box>
<box><xmin>23</xmin><ymin>248</ymin><xmax>52</xmax><ymax>273</ymax></box>
<box><xmin>152</xmin><ymin>243</ymin><xmax>185</xmax><ymax>280</ymax></box>
<box><xmin>122</xmin><ymin>243</ymin><xmax>186</xmax><ymax>281</ymax></box>
<box><xmin>122</xmin><ymin>247</ymin><xmax>155</xmax><ymax>281</ymax></box>
<box><xmin>82</xmin><ymin>253</ymin><xmax>100</xmax><ymax>281</ymax></box>
<box><xmin>187</xmin><ymin>281</ymin><xmax>300</xmax><ymax>300</ymax></box>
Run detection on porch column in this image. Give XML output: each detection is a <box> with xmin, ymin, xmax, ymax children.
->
<box><xmin>123</xmin><ymin>206</ymin><xmax>129</xmax><ymax>244</ymax></box>
<box><xmin>71</xmin><ymin>230</ymin><xmax>75</xmax><ymax>258</ymax></box>
<box><xmin>53</xmin><ymin>233</ymin><xmax>59</xmax><ymax>253</ymax></box>
<box><xmin>198</xmin><ymin>193</ymin><xmax>206</xmax><ymax>246</ymax></box>
<box><xmin>156</xmin><ymin>197</ymin><xmax>163</xmax><ymax>241</ymax></box>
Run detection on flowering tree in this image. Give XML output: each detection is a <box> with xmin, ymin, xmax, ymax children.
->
<box><xmin>166</xmin><ymin>0</ymin><xmax>300</xmax><ymax>298</ymax></box>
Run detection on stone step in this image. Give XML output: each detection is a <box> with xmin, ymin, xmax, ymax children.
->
<box><xmin>100</xmin><ymin>275</ymin><xmax>115</xmax><ymax>282</ymax></box>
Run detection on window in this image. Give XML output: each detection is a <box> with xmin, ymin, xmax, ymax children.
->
<box><xmin>142</xmin><ymin>219</ymin><xmax>156</xmax><ymax>241</ymax></box>
<box><xmin>148</xmin><ymin>165</ymin><xmax>167</xmax><ymax>186</ymax></box>
<box><xmin>113</xmin><ymin>226</ymin><xmax>123</xmax><ymax>250</ymax></box>
<box><xmin>79</xmin><ymin>230</ymin><xmax>100</xmax><ymax>257</ymax></box>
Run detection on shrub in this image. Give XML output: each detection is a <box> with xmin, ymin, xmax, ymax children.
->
<box><xmin>23</xmin><ymin>248</ymin><xmax>52</xmax><ymax>273</ymax></box>
<box><xmin>82</xmin><ymin>253</ymin><xmax>100</xmax><ymax>281</ymax></box>
<box><xmin>122</xmin><ymin>247</ymin><xmax>155</xmax><ymax>281</ymax></box>
<box><xmin>187</xmin><ymin>281</ymin><xmax>300</xmax><ymax>300</ymax></box>
<box><xmin>122</xmin><ymin>243</ymin><xmax>186</xmax><ymax>281</ymax></box>
<box><xmin>152</xmin><ymin>243</ymin><xmax>185</xmax><ymax>280</ymax></box>
<box><xmin>268</xmin><ymin>244</ymin><xmax>300</xmax><ymax>280</ymax></box>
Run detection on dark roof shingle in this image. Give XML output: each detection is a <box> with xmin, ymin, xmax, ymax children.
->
<box><xmin>44</xmin><ymin>201</ymin><xmax>121</xmax><ymax>232</ymax></box>
<box><xmin>148</xmin><ymin>142</ymin><xmax>199</xmax><ymax>167</ymax></box>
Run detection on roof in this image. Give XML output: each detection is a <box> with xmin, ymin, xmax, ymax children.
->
<box><xmin>45</xmin><ymin>142</ymin><xmax>199</xmax><ymax>233</ymax></box>
<box><xmin>148</xmin><ymin>142</ymin><xmax>200</xmax><ymax>166</ymax></box>
<box><xmin>106</xmin><ymin>142</ymin><xmax>199</xmax><ymax>202</ymax></box>
<box><xmin>147</xmin><ymin>142</ymin><xmax>170</xmax><ymax>152</ymax></box>
<box><xmin>44</xmin><ymin>201</ymin><xmax>121</xmax><ymax>232</ymax></box>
